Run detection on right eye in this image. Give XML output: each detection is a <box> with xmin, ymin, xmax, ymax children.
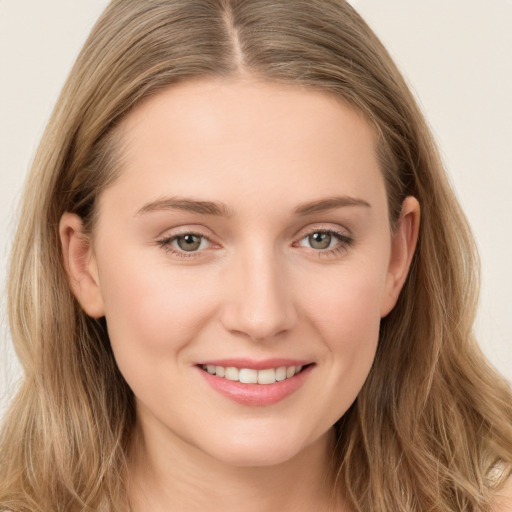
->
<box><xmin>173</xmin><ymin>234</ymin><xmax>209</xmax><ymax>252</ymax></box>
<box><xmin>157</xmin><ymin>232</ymin><xmax>213</xmax><ymax>258</ymax></box>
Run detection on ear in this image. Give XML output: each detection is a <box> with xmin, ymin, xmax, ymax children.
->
<box><xmin>380</xmin><ymin>196</ymin><xmax>420</xmax><ymax>317</ymax></box>
<box><xmin>59</xmin><ymin>212</ymin><xmax>105</xmax><ymax>318</ymax></box>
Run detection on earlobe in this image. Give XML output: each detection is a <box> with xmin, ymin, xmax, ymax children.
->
<box><xmin>380</xmin><ymin>196</ymin><xmax>420</xmax><ymax>318</ymax></box>
<box><xmin>59</xmin><ymin>212</ymin><xmax>105</xmax><ymax>318</ymax></box>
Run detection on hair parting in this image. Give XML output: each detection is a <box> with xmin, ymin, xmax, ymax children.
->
<box><xmin>1</xmin><ymin>1</ymin><xmax>511</xmax><ymax>510</ymax></box>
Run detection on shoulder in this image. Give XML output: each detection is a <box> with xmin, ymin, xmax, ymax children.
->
<box><xmin>493</xmin><ymin>475</ymin><xmax>512</xmax><ymax>512</ymax></box>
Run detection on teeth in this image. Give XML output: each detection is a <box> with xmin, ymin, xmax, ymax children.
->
<box><xmin>224</xmin><ymin>367</ymin><xmax>239</xmax><ymax>381</ymax></box>
<box><xmin>202</xmin><ymin>364</ymin><xmax>305</xmax><ymax>384</ymax></box>
<box><xmin>239</xmin><ymin>368</ymin><xmax>258</xmax><ymax>384</ymax></box>
<box><xmin>258</xmin><ymin>368</ymin><xmax>276</xmax><ymax>385</ymax></box>
<box><xmin>275</xmin><ymin>366</ymin><xmax>287</xmax><ymax>381</ymax></box>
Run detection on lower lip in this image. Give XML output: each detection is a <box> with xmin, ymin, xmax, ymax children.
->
<box><xmin>197</xmin><ymin>365</ymin><xmax>313</xmax><ymax>406</ymax></box>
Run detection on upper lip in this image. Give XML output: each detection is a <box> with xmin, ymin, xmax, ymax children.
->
<box><xmin>196</xmin><ymin>358</ymin><xmax>313</xmax><ymax>370</ymax></box>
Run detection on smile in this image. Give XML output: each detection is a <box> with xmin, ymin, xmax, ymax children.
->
<box><xmin>200</xmin><ymin>364</ymin><xmax>304</xmax><ymax>384</ymax></box>
<box><xmin>197</xmin><ymin>360</ymin><xmax>314</xmax><ymax>406</ymax></box>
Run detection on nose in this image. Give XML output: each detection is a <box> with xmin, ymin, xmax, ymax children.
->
<box><xmin>219</xmin><ymin>246</ymin><xmax>298</xmax><ymax>342</ymax></box>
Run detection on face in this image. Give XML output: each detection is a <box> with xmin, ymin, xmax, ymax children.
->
<box><xmin>62</xmin><ymin>78</ymin><xmax>417</xmax><ymax>468</ymax></box>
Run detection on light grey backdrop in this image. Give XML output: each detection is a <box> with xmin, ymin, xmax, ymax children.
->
<box><xmin>1</xmin><ymin>0</ymin><xmax>511</xmax><ymax>417</ymax></box>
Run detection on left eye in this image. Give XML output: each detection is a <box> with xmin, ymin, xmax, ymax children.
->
<box><xmin>298</xmin><ymin>231</ymin><xmax>346</xmax><ymax>250</ymax></box>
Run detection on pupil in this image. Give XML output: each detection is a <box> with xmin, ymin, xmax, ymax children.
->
<box><xmin>309</xmin><ymin>232</ymin><xmax>331</xmax><ymax>249</ymax></box>
<box><xmin>178</xmin><ymin>235</ymin><xmax>201</xmax><ymax>251</ymax></box>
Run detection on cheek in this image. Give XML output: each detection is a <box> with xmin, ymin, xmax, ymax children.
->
<box><xmin>303</xmin><ymin>258</ymin><xmax>385</xmax><ymax>340</ymax></box>
<box><xmin>96</xmin><ymin>249</ymin><xmax>218</xmax><ymax>370</ymax></box>
<box><xmin>299</xmin><ymin>262</ymin><xmax>386</xmax><ymax>412</ymax></box>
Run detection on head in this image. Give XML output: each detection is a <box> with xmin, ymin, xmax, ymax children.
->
<box><xmin>6</xmin><ymin>0</ymin><xmax>481</xmax><ymax>508</ymax></box>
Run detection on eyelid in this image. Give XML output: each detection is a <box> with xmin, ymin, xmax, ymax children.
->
<box><xmin>155</xmin><ymin>227</ymin><xmax>220</xmax><ymax>259</ymax></box>
<box><xmin>292</xmin><ymin>225</ymin><xmax>354</xmax><ymax>256</ymax></box>
<box><xmin>155</xmin><ymin>224</ymin><xmax>354</xmax><ymax>259</ymax></box>
<box><xmin>155</xmin><ymin>223</ymin><xmax>214</xmax><ymax>239</ymax></box>
<box><xmin>293</xmin><ymin>223</ymin><xmax>352</xmax><ymax>242</ymax></box>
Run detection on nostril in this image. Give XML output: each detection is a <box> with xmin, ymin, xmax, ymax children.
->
<box><xmin>218</xmin><ymin>273</ymin><xmax>298</xmax><ymax>342</ymax></box>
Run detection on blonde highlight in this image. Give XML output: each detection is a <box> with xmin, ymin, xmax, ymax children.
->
<box><xmin>1</xmin><ymin>1</ymin><xmax>511</xmax><ymax>510</ymax></box>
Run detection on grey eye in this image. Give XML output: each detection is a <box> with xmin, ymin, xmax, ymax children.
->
<box><xmin>176</xmin><ymin>234</ymin><xmax>203</xmax><ymax>252</ymax></box>
<box><xmin>307</xmin><ymin>232</ymin><xmax>333</xmax><ymax>250</ymax></box>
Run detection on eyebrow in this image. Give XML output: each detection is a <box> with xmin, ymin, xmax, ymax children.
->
<box><xmin>136</xmin><ymin>194</ymin><xmax>371</xmax><ymax>217</ymax></box>
<box><xmin>136</xmin><ymin>197</ymin><xmax>234</xmax><ymax>217</ymax></box>
<box><xmin>294</xmin><ymin>196</ymin><xmax>371</xmax><ymax>215</ymax></box>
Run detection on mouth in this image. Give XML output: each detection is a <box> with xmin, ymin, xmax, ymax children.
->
<box><xmin>196</xmin><ymin>360</ymin><xmax>315</xmax><ymax>406</ymax></box>
<box><xmin>199</xmin><ymin>363</ymin><xmax>310</xmax><ymax>385</ymax></box>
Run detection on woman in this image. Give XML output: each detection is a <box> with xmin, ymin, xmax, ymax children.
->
<box><xmin>1</xmin><ymin>1</ymin><xmax>511</xmax><ymax>510</ymax></box>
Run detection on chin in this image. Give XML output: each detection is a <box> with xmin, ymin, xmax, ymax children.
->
<box><xmin>200</xmin><ymin>424</ymin><xmax>325</xmax><ymax>468</ymax></box>
<box><xmin>212</xmin><ymin>443</ymin><xmax>303</xmax><ymax>468</ymax></box>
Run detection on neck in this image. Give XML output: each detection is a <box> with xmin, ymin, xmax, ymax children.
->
<box><xmin>127</xmin><ymin>416</ymin><xmax>344</xmax><ymax>512</ymax></box>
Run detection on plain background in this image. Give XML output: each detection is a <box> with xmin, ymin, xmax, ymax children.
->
<box><xmin>0</xmin><ymin>0</ymin><xmax>511</xmax><ymax>418</ymax></box>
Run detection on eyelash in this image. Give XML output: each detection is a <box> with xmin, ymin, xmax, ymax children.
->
<box><xmin>296</xmin><ymin>229</ymin><xmax>354</xmax><ymax>258</ymax></box>
<box><xmin>156</xmin><ymin>231</ymin><xmax>212</xmax><ymax>259</ymax></box>
<box><xmin>156</xmin><ymin>228</ymin><xmax>353</xmax><ymax>260</ymax></box>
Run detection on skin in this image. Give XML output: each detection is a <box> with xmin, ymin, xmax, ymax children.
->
<box><xmin>60</xmin><ymin>77</ymin><xmax>420</xmax><ymax>512</ymax></box>
<box><xmin>495</xmin><ymin>478</ymin><xmax>512</xmax><ymax>511</ymax></box>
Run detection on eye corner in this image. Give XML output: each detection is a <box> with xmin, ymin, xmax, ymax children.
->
<box><xmin>155</xmin><ymin>229</ymin><xmax>222</xmax><ymax>260</ymax></box>
<box><xmin>293</xmin><ymin>227</ymin><xmax>354</xmax><ymax>258</ymax></box>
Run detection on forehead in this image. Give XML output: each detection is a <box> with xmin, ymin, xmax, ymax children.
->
<box><xmin>100</xmin><ymin>77</ymin><xmax>386</xmax><ymax>217</ymax></box>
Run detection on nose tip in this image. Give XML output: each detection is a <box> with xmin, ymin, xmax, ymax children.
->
<box><xmin>220</xmin><ymin>255</ymin><xmax>297</xmax><ymax>342</ymax></box>
<box><xmin>232</xmin><ymin>292</ymin><xmax>296</xmax><ymax>342</ymax></box>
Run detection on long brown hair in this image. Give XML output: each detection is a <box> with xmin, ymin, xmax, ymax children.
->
<box><xmin>1</xmin><ymin>1</ymin><xmax>511</xmax><ymax>510</ymax></box>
